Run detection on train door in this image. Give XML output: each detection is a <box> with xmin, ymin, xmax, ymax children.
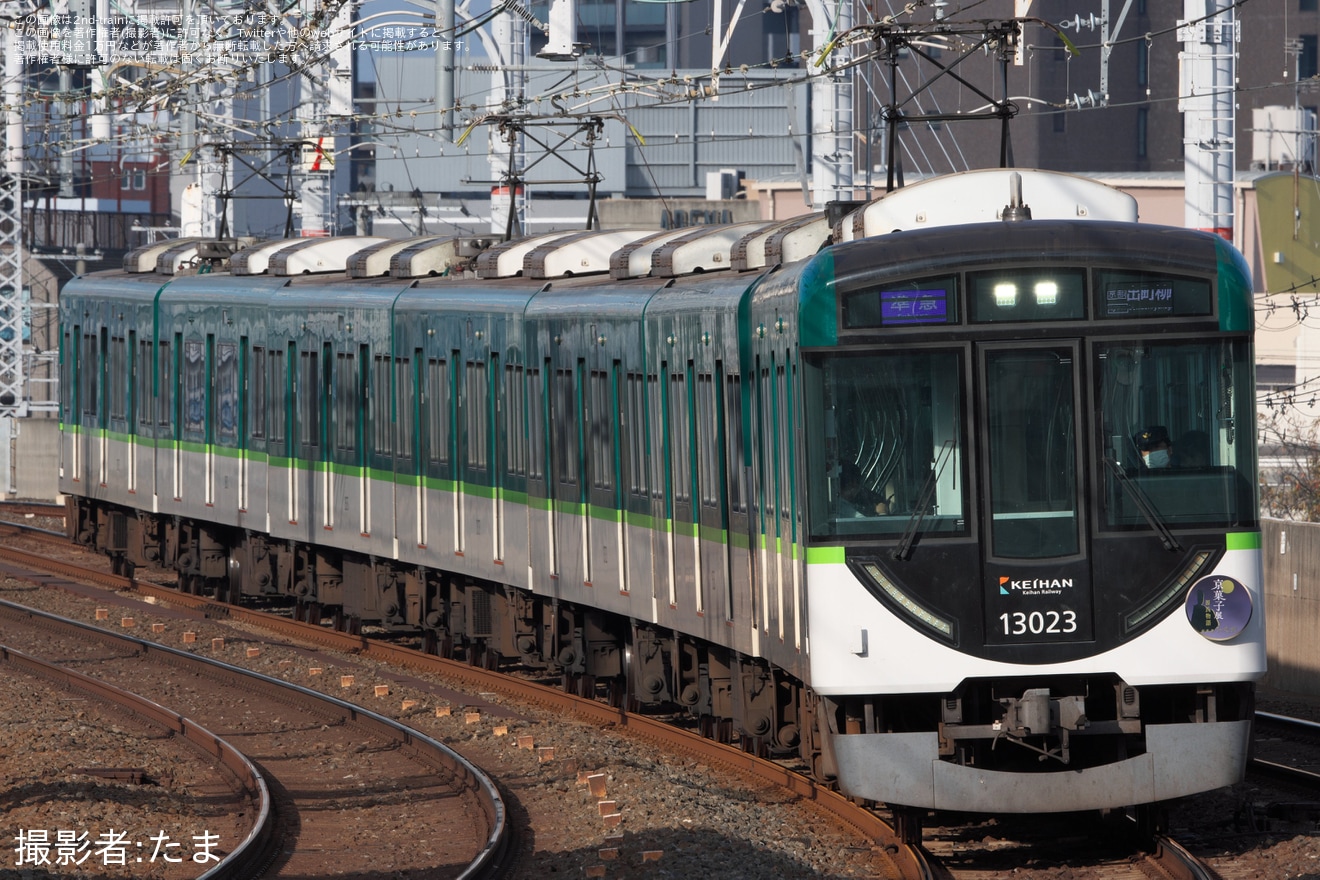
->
<box><xmin>723</xmin><ymin>371</ymin><xmax>754</xmax><ymax>640</ymax></box>
<box><xmin>237</xmin><ymin>340</ymin><xmax>249</xmax><ymax>511</ymax></box>
<box><xmin>696</xmin><ymin>368</ymin><xmax>729</xmax><ymax>619</ymax></box>
<box><xmin>107</xmin><ymin>333</ymin><xmax>128</xmax><ymax>489</ymax></box>
<box><xmin>668</xmin><ymin>362</ymin><xmax>699</xmax><ymax>610</ymax></box>
<box><xmin>293</xmin><ymin>345</ymin><xmax>321</xmax><ymax>527</ymax></box>
<box><xmin>171</xmin><ymin>334</ymin><xmax>185</xmax><ymax>501</ymax></box>
<box><xmin>96</xmin><ymin>327</ymin><xmax>108</xmax><ymax>485</ymax></box>
<box><xmin>500</xmin><ymin>359</ymin><xmax>530</xmax><ymax>567</ymax></box>
<box><xmin>528</xmin><ymin>363</ymin><xmax>554</xmax><ymax>578</ymax></box>
<box><xmin>411</xmin><ymin>352</ymin><xmax>426</xmax><ymax>549</ymax></box>
<box><xmin>422</xmin><ymin>355</ymin><xmax>455</xmax><ymax>552</ymax></box>
<box><xmin>978</xmin><ymin>342</ymin><xmax>1094</xmax><ymax>646</ymax></box>
<box><xmin>489</xmin><ymin>353</ymin><xmax>504</xmax><ymax>563</ymax></box>
<box><xmin>584</xmin><ymin>364</ymin><xmax>616</xmax><ymax>588</ymax></box>
<box><xmin>550</xmin><ymin>362</ymin><xmax>584</xmax><ymax>585</ymax></box>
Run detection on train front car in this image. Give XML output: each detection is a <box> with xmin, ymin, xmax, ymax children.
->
<box><xmin>790</xmin><ymin>197</ymin><xmax>1264</xmax><ymax>823</ymax></box>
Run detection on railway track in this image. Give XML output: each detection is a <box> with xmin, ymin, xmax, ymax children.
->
<box><xmin>0</xmin><ymin>525</ymin><xmax>931</xmax><ymax>879</ymax></box>
<box><xmin>0</xmin><ymin>597</ymin><xmax>508</xmax><ymax>879</ymax></box>
<box><xmin>0</xmin><ymin>639</ymin><xmax>271</xmax><ymax>879</ymax></box>
<box><xmin>9</xmin><ymin>523</ymin><xmax>1314</xmax><ymax>880</ymax></box>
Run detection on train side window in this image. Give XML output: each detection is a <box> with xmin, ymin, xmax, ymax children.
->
<box><xmin>553</xmin><ymin>367</ymin><xmax>577</xmax><ymax>487</ymax></box>
<box><xmin>216</xmin><ymin>342</ymin><xmax>238</xmax><ymax>442</ymax></box>
<box><xmin>589</xmin><ymin>369</ymin><xmax>613</xmax><ymax>492</ymax></box>
<box><xmin>337</xmin><ymin>351</ymin><xmax>358</xmax><ymax>453</ymax></box>
<box><xmin>62</xmin><ymin>330</ymin><xmax>73</xmax><ymax>422</ymax></box>
<box><xmin>183</xmin><ymin>339</ymin><xmax>205</xmax><ymax>438</ymax></box>
<box><xmin>268</xmin><ymin>347</ymin><xmax>285</xmax><ymax>444</ymax></box>
<box><xmin>467</xmin><ymin>359</ymin><xmax>489</xmax><ymax>472</ymax></box>
<box><xmin>526</xmin><ymin>365</ymin><xmax>544</xmax><ymax>481</ymax></box>
<box><xmin>647</xmin><ymin>373</ymin><xmax>665</xmax><ymax>505</ymax></box>
<box><xmin>81</xmin><ymin>332</ymin><xmax>98</xmax><ymax>419</ymax></box>
<box><xmin>396</xmin><ymin>356</ymin><xmax>413</xmax><ymax>460</ymax></box>
<box><xmin>250</xmin><ymin>346</ymin><xmax>267</xmax><ymax>441</ymax></box>
<box><xmin>109</xmin><ymin>336</ymin><xmax>127</xmax><ymax>423</ymax></box>
<box><xmin>699</xmin><ymin>370</ymin><xmax>726</xmax><ymax>511</ymax></box>
<box><xmin>624</xmin><ymin>371</ymin><xmax>647</xmax><ymax>499</ymax></box>
<box><xmin>371</xmin><ymin>353</ymin><xmax>390</xmax><ymax>456</ymax></box>
<box><xmin>298</xmin><ymin>349</ymin><xmax>319</xmax><ymax>449</ymax></box>
<box><xmin>156</xmin><ymin>339</ymin><xmax>172</xmax><ymax>428</ymax></box>
<box><xmin>137</xmin><ymin>339</ymin><xmax>152</xmax><ymax>429</ymax></box>
<box><xmin>426</xmin><ymin>357</ymin><xmax>450</xmax><ymax>469</ymax></box>
<box><xmin>725</xmin><ymin>374</ymin><xmax>746</xmax><ymax>514</ymax></box>
<box><xmin>670</xmin><ymin>370</ymin><xmax>691</xmax><ymax>505</ymax></box>
<box><xmin>504</xmin><ymin>363</ymin><xmax>526</xmax><ymax>477</ymax></box>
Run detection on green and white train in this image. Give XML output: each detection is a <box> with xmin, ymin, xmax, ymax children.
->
<box><xmin>60</xmin><ymin>169</ymin><xmax>1265</xmax><ymax>832</ymax></box>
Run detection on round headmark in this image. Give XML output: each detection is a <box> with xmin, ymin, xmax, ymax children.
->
<box><xmin>1184</xmin><ymin>575</ymin><xmax>1252</xmax><ymax>641</ymax></box>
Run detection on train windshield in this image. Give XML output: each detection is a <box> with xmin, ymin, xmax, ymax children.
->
<box><xmin>1096</xmin><ymin>339</ymin><xmax>1258</xmax><ymax>528</ymax></box>
<box><xmin>804</xmin><ymin>350</ymin><xmax>967</xmax><ymax>538</ymax></box>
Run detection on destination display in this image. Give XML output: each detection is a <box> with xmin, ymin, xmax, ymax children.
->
<box><xmin>879</xmin><ymin>288</ymin><xmax>951</xmax><ymax>325</ymax></box>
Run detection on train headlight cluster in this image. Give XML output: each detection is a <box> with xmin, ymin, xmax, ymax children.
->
<box><xmin>993</xmin><ymin>283</ymin><xmax>1017</xmax><ymax>308</ymax></box>
<box><xmin>1034</xmin><ymin>281</ymin><xmax>1059</xmax><ymax>305</ymax></box>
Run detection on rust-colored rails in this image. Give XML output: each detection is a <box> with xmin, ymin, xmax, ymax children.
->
<box><xmin>0</xmin><ymin>536</ymin><xmax>928</xmax><ymax>880</ymax></box>
<box><xmin>0</xmin><ymin>599</ymin><xmax>510</xmax><ymax>880</ymax></box>
<box><xmin>0</xmin><ymin>638</ymin><xmax>272</xmax><ymax>880</ymax></box>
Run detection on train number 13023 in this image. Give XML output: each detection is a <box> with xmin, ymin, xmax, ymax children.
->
<box><xmin>998</xmin><ymin>610</ymin><xmax>1078</xmax><ymax>637</ymax></box>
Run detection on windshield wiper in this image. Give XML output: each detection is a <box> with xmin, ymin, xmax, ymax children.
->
<box><xmin>1104</xmin><ymin>457</ymin><xmax>1182</xmax><ymax>552</ymax></box>
<box><xmin>892</xmin><ymin>440</ymin><xmax>955</xmax><ymax>561</ymax></box>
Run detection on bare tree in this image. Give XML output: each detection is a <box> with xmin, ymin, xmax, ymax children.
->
<box><xmin>1258</xmin><ymin>410</ymin><xmax>1320</xmax><ymax>521</ymax></box>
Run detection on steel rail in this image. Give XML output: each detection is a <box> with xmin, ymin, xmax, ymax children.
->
<box><xmin>0</xmin><ymin>631</ymin><xmax>273</xmax><ymax>880</ymax></box>
<box><xmin>0</xmin><ymin>539</ymin><xmax>929</xmax><ymax>880</ymax></box>
<box><xmin>0</xmin><ymin>597</ymin><xmax>511</xmax><ymax>880</ymax></box>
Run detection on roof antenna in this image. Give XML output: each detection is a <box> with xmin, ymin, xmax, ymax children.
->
<box><xmin>1002</xmin><ymin>171</ymin><xmax>1032</xmax><ymax>221</ymax></box>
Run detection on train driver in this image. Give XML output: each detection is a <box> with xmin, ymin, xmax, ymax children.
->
<box><xmin>1134</xmin><ymin>425</ymin><xmax>1173</xmax><ymax>470</ymax></box>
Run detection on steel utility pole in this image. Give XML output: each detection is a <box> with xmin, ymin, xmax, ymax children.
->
<box><xmin>1179</xmin><ymin>0</ymin><xmax>1236</xmax><ymax>239</ymax></box>
<box><xmin>1</xmin><ymin>16</ymin><xmax>26</xmax><ymax>420</ymax></box>
<box><xmin>803</xmin><ymin>0</ymin><xmax>853</xmax><ymax>207</ymax></box>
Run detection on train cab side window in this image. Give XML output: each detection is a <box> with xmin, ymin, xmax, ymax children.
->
<box><xmin>806</xmin><ymin>350</ymin><xmax>967</xmax><ymax>539</ymax></box>
<box><xmin>1097</xmin><ymin>339</ymin><xmax>1257</xmax><ymax>528</ymax></box>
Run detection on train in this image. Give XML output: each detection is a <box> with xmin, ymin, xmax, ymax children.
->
<box><xmin>59</xmin><ymin>168</ymin><xmax>1265</xmax><ymax>837</ymax></box>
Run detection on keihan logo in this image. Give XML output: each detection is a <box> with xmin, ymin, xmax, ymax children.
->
<box><xmin>999</xmin><ymin>575</ymin><xmax>1074</xmax><ymax>596</ymax></box>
